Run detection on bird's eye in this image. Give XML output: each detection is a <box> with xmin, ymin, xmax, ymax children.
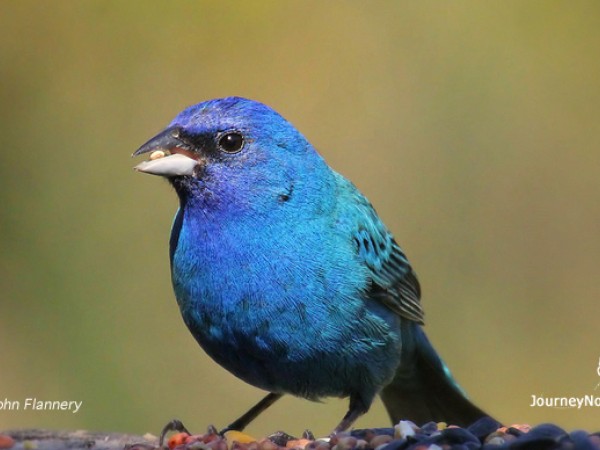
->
<box><xmin>217</xmin><ymin>132</ymin><xmax>244</xmax><ymax>153</ymax></box>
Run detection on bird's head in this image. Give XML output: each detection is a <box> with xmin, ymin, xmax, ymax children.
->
<box><xmin>133</xmin><ymin>97</ymin><xmax>330</xmax><ymax>215</ymax></box>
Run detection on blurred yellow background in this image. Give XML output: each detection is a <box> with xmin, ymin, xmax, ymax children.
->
<box><xmin>1</xmin><ymin>0</ymin><xmax>599</xmax><ymax>437</ymax></box>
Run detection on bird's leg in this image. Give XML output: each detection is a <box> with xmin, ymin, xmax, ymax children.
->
<box><xmin>331</xmin><ymin>395</ymin><xmax>369</xmax><ymax>435</ymax></box>
<box><xmin>219</xmin><ymin>392</ymin><xmax>284</xmax><ymax>435</ymax></box>
<box><xmin>158</xmin><ymin>419</ymin><xmax>191</xmax><ymax>448</ymax></box>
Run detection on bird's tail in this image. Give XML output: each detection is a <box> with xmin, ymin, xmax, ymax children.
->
<box><xmin>380</xmin><ymin>321</ymin><xmax>489</xmax><ymax>427</ymax></box>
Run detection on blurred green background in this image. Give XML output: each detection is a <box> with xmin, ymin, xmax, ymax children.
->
<box><xmin>1</xmin><ymin>0</ymin><xmax>599</xmax><ymax>437</ymax></box>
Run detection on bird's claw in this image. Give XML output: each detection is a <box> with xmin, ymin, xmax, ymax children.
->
<box><xmin>158</xmin><ymin>419</ymin><xmax>191</xmax><ymax>448</ymax></box>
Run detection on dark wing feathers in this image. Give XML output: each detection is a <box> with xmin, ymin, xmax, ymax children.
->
<box><xmin>353</xmin><ymin>199</ymin><xmax>425</xmax><ymax>325</ymax></box>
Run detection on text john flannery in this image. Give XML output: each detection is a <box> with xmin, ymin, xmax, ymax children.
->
<box><xmin>0</xmin><ymin>398</ymin><xmax>82</xmax><ymax>413</ymax></box>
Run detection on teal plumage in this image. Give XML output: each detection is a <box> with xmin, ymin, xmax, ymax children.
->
<box><xmin>133</xmin><ymin>97</ymin><xmax>488</xmax><ymax>432</ymax></box>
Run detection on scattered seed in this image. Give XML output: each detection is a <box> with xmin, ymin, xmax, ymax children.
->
<box><xmin>0</xmin><ymin>435</ymin><xmax>14</xmax><ymax>449</ymax></box>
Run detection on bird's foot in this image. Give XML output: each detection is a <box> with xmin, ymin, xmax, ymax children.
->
<box><xmin>158</xmin><ymin>419</ymin><xmax>191</xmax><ymax>448</ymax></box>
<box><xmin>216</xmin><ymin>425</ymin><xmax>233</xmax><ymax>436</ymax></box>
<box><xmin>302</xmin><ymin>430</ymin><xmax>315</xmax><ymax>440</ymax></box>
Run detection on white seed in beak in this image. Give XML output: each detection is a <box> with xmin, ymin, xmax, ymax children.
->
<box><xmin>150</xmin><ymin>150</ymin><xmax>166</xmax><ymax>160</ymax></box>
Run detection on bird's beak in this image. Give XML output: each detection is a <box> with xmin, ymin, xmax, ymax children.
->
<box><xmin>132</xmin><ymin>127</ymin><xmax>198</xmax><ymax>177</ymax></box>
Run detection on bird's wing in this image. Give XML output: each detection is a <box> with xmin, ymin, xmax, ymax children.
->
<box><xmin>350</xmin><ymin>194</ymin><xmax>425</xmax><ymax>325</ymax></box>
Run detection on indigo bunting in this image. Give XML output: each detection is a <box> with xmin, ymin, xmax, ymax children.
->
<box><xmin>133</xmin><ymin>97</ymin><xmax>488</xmax><ymax>433</ymax></box>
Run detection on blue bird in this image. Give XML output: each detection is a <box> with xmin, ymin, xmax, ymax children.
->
<box><xmin>133</xmin><ymin>97</ymin><xmax>488</xmax><ymax>434</ymax></box>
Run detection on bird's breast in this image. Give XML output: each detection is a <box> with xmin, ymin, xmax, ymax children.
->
<box><xmin>168</xmin><ymin>206</ymin><xmax>403</xmax><ymax>397</ymax></box>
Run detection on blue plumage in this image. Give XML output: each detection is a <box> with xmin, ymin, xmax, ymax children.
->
<box><xmin>133</xmin><ymin>97</ymin><xmax>488</xmax><ymax>433</ymax></box>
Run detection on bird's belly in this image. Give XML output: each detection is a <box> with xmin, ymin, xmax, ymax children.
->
<box><xmin>170</xmin><ymin>222</ymin><xmax>404</xmax><ymax>400</ymax></box>
<box><xmin>177</xmin><ymin>288</ymin><xmax>403</xmax><ymax>400</ymax></box>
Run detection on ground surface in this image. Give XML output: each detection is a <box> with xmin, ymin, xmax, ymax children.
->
<box><xmin>2</xmin><ymin>419</ymin><xmax>600</xmax><ymax>450</ymax></box>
